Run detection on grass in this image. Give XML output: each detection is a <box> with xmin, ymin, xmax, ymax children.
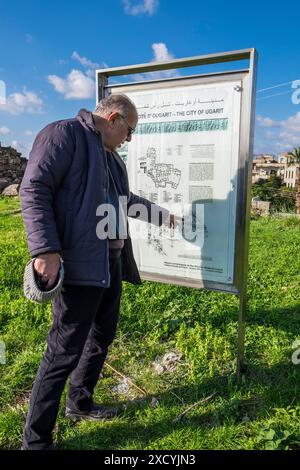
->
<box><xmin>0</xmin><ymin>196</ymin><xmax>299</xmax><ymax>450</ymax></box>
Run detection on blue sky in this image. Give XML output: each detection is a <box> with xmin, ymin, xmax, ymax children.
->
<box><xmin>0</xmin><ymin>0</ymin><xmax>299</xmax><ymax>157</ymax></box>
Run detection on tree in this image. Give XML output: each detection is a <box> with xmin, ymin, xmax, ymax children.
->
<box><xmin>287</xmin><ymin>147</ymin><xmax>300</xmax><ymax>214</ymax></box>
<box><xmin>252</xmin><ymin>175</ymin><xmax>296</xmax><ymax>212</ymax></box>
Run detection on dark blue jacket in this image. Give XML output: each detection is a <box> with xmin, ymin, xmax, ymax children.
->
<box><xmin>20</xmin><ymin>109</ymin><xmax>168</xmax><ymax>287</ymax></box>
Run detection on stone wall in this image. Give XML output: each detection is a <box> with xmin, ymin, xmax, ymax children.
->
<box><xmin>0</xmin><ymin>145</ymin><xmax>27</xmax><ymax>192</ymax></box>
<box><xmin>251</xmin><ymin>200</ymin><xmax>271</xmax><ymax>216</ymax></box>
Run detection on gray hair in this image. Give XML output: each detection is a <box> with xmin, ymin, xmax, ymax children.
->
<box><xmin>94</xmin><ymin>94</ymin><xmax>137</xmax><ymax>118</ymax></box>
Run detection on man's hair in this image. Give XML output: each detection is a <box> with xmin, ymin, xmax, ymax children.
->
<box><xmin>94</xmin><ymin>94</ymin><xmax>137</xmax><ymax>118</ymax></box>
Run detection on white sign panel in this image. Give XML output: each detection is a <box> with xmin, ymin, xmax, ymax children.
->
<box><xmin>123</xmin><ymin>79</ymin><xmax>242</xmax><ymax>286</ymax></box>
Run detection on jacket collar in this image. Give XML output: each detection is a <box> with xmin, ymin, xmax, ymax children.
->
<box><xmin>77</xmin><ymin>109</ymin><xmax>126</xmax><ymax>173</ymax></box>
<box><xmin>76</xmin><ymin>108</ymin><xmax>102</xmax><ymax>137</ymax></box>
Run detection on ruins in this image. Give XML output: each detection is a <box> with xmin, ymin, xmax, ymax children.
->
<box><xmin>0</xmin><ymin>143</ymin><xmax>27</xmax><ymax>193</ymax></box>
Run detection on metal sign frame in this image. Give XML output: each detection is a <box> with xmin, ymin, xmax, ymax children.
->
<box><xmin>96</xmin><ymin>49</ymin><xmax>258</xmax><ymax>375</ymax></box>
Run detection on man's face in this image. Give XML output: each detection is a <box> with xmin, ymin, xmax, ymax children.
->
<box><xmin>105</xmin><ymin>109</ymin><xmax>138</xmax><ymax>151</ymax></box>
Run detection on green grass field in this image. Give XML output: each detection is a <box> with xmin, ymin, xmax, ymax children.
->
<box><xmin>0</xmin><ymin>196</ymin><xmax>299</xmax><ymax>450</ymax></box>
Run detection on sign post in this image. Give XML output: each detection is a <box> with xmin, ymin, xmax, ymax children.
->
<box><xmin>96</xmin><ymin>49</ymin><xmax>258</xmax><ymax>376</ymax></box>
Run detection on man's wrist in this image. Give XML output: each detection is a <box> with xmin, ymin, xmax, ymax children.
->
<box><xmin>35</xmin><ymin>251</ymin><xmax>61</xmax><ymax>259</ymax></box>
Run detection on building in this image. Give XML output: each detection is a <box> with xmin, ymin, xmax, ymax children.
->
<box><xmin>253</xmin><ymin>154</ymin><xmax>277</xmax><ymax>164</ymax></box>
<box><xmin>252</xmin><ymin>155</ymin><xmax>284</xmax><ymax>184</ymax></box>
<box><xmin>252</xmin><ymin>152</ymin><xmax>300</xmax><ymax>187</ymax></box>
<box><xmin>278</xmin><ymin>152</ymin><xmax>289</xmax><ymax>164</ymax></box>
<box><xmin>283</xmin><ymin>164</ymin><xmax>300</xmax><ymax>188</ymax></box>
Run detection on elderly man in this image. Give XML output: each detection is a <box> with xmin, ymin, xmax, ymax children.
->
<box><xmin>20</xmin><ymin>94</ymin><xmax>175</xmax><ymax>450</ymax></box>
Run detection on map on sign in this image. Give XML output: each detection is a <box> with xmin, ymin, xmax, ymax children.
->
<box><xmin>118</xmin><ymin>79</ymin><xmax>242</xmax><ymax>286</ymax></box>
<box><xmin>139</xmin><ymin>147</ymin><xmax>181</xmax><ymax>189</ymax></box>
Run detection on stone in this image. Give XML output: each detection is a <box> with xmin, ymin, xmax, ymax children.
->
<box><xmin>152</xmin><ymin>350</ymin><xmax>183</xmax><ymax>375</ymax></box>
<box><xmin>251</xmin><ymin>200</ymin><xmax>270</xmax><ymax>216</ymax></box>
<box><xmin>0</xmin><ymin>144</ymin><xmax>27</xmax><ymax>188</ymax></box>
<box><xmin>2</xmin><ymin>183</ymin><xmax>19</xmax><ymax>196</ymax></box>
<box><xmin>152</xmin><ymin>362</ymin><xmax>164</xmax><ymax>375</ymax></box>
<box><xmin>0</xmin><ymin>178</ymin><xmax>9</xmax><ymax>192</ymax></box>
<box><xmin>111</xmin><ymin>378</ymin><xmax>131</xmax><ymax>397</ymax></box>
<box><xmin>161</xmin><ymin>351</ymin><xmax>182</xmax><ymax>372</ymax></box>
<box><xmin>150</xmin><ymin>397</ymin><xmax>159</xmax><ymax>408</ymax></box>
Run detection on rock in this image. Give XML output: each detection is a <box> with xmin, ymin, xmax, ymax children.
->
<box><xmin>1</xmin><ymin>183</ymin><xmax>19</xmax><ymax>196</ymax></box>
<box><xmin>161</xmin><ymin>351</ymin><xmax>182</xmax><ymax>372</ymax></box>
<box><xmin>111</xmin><ymin>378</ymin><xmax>131</xmax><ymax>397</ymax></box>
<box><xmin>152</xmin><ymin>362</ymin><xmax>164</xmax><ymax>375</ymax></box>
<box><xmin>251</xmin><ymin>200</ymin><xmax>270</xmax><ymax>216</ymax></box>
<box><xmin>0</xmin><ymin>178</ymin><xmax>9</xmax><ymax>192</ymax></box>
<box><xmin>152</xmin><ymin>350</ymin><xmax>183</xmax><ymax>374</ymax></box>
<box><xmin>150</xmin><ymin>397</ymin><xmax>159</xmax><ymax>408</ymax></box>
<box><xmin>0</xmin><ymin>144</ymin><xmax>27</xmax><ymax>188</ymax></box>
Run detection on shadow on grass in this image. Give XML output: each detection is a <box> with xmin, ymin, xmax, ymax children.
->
<box><xmin>191</xmin><ymin>301</ymin><xmax>300</xmax><ymax>336</ymax></box>
<box><xmin>57</xmin><ymin>358</ymin><xmax>300</xmax><ymax>450</ymax></box>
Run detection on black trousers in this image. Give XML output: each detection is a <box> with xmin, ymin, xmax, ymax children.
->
<box><xmin>23</xmin><ymin>254</ymin><xmax>122</xmax><ymax>450</ymax></box>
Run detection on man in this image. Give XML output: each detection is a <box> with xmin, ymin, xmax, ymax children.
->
<box><xmin>20</xmin><ymin>94</ymin><xmax>176</xmax><ymax>450</ymax></box>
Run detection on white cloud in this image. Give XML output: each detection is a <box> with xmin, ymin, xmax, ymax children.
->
<box><xmin>255</xmin><ymin>111</ymin><xmax>300</xmax><ymax>153</ymax></box>
<box><xmin>123</xmin><ymin>0</ymin><xmax>159</xmax><ymax>16</ymax></box>
<box><xmin>256</xmin><ymin>115</ymin><xmax>280</xmax><ymax>128</ymax></box>
<box><xmin>71</xmin><ymin>51</ymin><xmax>101</xmax><ymax>70</ymax></box>
<box><xmin>0</xmin><ymin>126</ymin><xmax>11</xmax><ymax>135</ymax></box>
<box><xmin>131</xmin><ymin>42</ymin><xmax>179</xmax><ymax>82</ymax></box>
<box><xmin>71</xmin><ymin>52</ymin><xmax>107</xmax><ymax>77</ymax></box>
<box><xmin>48</xmin><ymin>69</ymin><xmax>95</xmax><ymax>99</ymax></box>
<box><xmin>281</xmin><ymin>112</ymin><xmax>300</xmax><ymax>133</ymax></box>
<box><xmin>10</xmin><ymin>139</ymin><xmax>32</xmax><ymax>158</ymax></box>
<box><xmin>48</xmin><ymin>52</ymin><xmax>107</xmax><ymax>100</ymax></box>
<box><xmin>263</xmin><ymin>130</ymin><xmax>276</xmax><ymax>140</ymax></box>
<box><xmin>0</xmin><ymin>89</ymin><xmax>43</xmax><ymax>115</ymax></box>
<box><xmin>152</xmin><ymin>42</ymin><xmax>173</xmax><ymax>62</ymax></box>
<box><xmin>24</xmin><ymin>130</ymin><xmax>33</xmax><ymax>136</ymax></box>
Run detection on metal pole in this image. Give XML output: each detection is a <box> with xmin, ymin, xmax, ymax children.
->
<box><xmin>237</xmin><ymin>291</ymin><xmax>247</xmax><ymax>377</ymax></box>
<box><xmin>96</xmin><ymin>48</ymin><xmax>253</xmax><ymax>77</ymax></box>
<box><xmin>96</xmin><ymin>73</ymin><xmax>108</xmax><ymax>104</ymax></box>
<box><xmin>236</xmin><ymin>49</ymin><xmax>258</xmax><ymax>378</ymax></box>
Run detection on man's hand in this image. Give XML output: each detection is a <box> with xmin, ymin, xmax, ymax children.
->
<box><xmin>33</xmin><ymin>253</ymin><xmax>61</xmax><ymax>290</ymax></box>
<box><xmin>163</xmin><ymin>214</ymin><xmax>182</xmax><ymax>229</ymax></box>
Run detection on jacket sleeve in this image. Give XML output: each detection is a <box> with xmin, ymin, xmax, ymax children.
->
<box><xmin>127</xmin><ymin>192</ymin><xmax>169</xmax><ymax>226</ymax></box>
<box><xmin>19</xmin><ymin>121</ymin><xmax>74</xmax><ymax>257</ymax></box>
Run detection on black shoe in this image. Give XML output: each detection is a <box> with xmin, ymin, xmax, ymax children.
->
<box><xmin>20</xmin><ymin>444</ymin><xmax>55</xmax><ymax>450</ymax></box>
<box><xmin>65</xmin><ymin>403</ymin><xmax>120</xmax><ymax>422</ymax></box>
